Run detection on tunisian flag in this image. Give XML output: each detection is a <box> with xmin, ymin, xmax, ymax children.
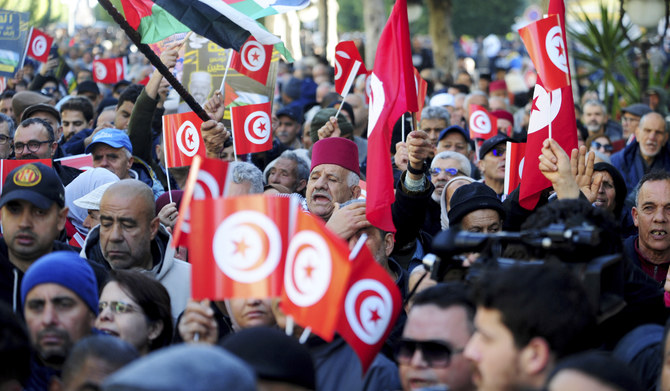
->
<box><xmin>231</xmin><ymin>37</ymin><xmax>273</xmax><ymax>85</ymax></box>
<box><xmin>92</xmin><ymin>58</ymin><xmax>126</xmax><ymax>84</ymax></box>
<box><xmin>519</xmin><ymin>0</ymin><xmax>578</xmax><ymax>210</ymax></box>
<box><xmin>336</xmin><ymin>244</ymin><xmax>402</xmax><ymax>373</ymax></box>
<box><xmin>162</xmin><ymin>111</ymin><xmax>206</xmax><ymax>167</ymax></box>
<box><xmin>366</xmin><ymin>0</ymin><xmax>418</xmax><ymax>233</ymax></box>
<box><xmin>414</xmin><ymin>67</ymin><xmax>428</xmax><ymax>114</ymax></box>
<box><xmin>189</xmin><ymin>195</ymin><xmax>290</xmax><ymax>300</ymax></box>
<box><xmin>468</xmin><ymin>104</ymin><xmax>497</xmax><ymax>140</ymax></box>
<box><xmin>280</xmin><ymin>208</ymin><xmax>353</xmax><ymax>341</ymax></box>
<box><xmin>26</xmin><ymin>27</ymin><xmax>54</xmax><ymax>63</ymax></box>
<box><xmin>334</xmin><ymin>41</ymin><xmax>367</xmax><ymax>96</ymax></box>
<box><xmin>231</xmin><ymin>102</ymin><xmax>273</xmax><ymax>154</ymax></box>
<box><xmin>518</xmin><ymin>14</ymin><xmax>570</xmax><ymax>92</ymax></box>
<box><xmin>504</xmin><ymin>141</ymin><xmax>526</xmax><ymax>195</ymax></box>
<box><xmin>172</xmin><ymin>156</ymin><xmax>231</xmax><ymax>247</ymax></box>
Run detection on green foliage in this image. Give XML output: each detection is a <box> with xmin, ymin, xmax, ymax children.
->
<box><xmin>568</xmin><ymin>3</ymin><xmax>639</xmax><ymax>115</ymax></box>
<box><xmin>452</xmin><ymin>0</ymin><xmax>524</xmax><ymax>36</ymax></box>
<box><xmin>0</xmin><ymin>0</ymin><xmax>67</xmax><ymax>27</ymax></box>
<box><xmin>337</xmin><ymin>0</ymin><xmax>364</xmax><ymax>32</ymax></box>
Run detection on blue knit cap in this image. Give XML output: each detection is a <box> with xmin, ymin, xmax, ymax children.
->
<box><xmin>21</xmin><ymin>251</ymin><xmax>99</xmax><ymax>316</ymax></box>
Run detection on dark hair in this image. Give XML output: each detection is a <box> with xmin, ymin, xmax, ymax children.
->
<box><xmin>472</xmin><ymin>264</ymin><xmax>596</xmax><ymax>359</ymax></box>
<box><xmin>593</xmin><ymin>162</ymin><xmax>627</xmax><ymax>218</ymax></box>
<box><xmin>61</xmin><ymin>335</ymin><xmax>139</xmax><ymax>386</ymax></box>
<box><xmin>106</xmin><ymin>270</ymin><xmax>173</xmax><ymax>351</ymax></box>
<box><xmin>0</xmin><ymin>113</ymin><xmax>15</xmax><ymax>138</ymax></box>
<box><xmin>634</xmin><ymin>170</ymin><xmax>670</xmax><ymax>207</ymax></box>
<box><xmin>547</xmin><ymin>351</ymin><xmax>642</xmax><ymax>391</ymax></box>
<box><xmin>19</xmin><ymin>117</ymin><xmax>54</xmax><ymax>140</ymax></box>
<box><xmin>117</xmin><ymin>84</ymin><xmax>144</xmax><ymax>108</ymax></box>
<box><xmin>61</xmin><ymin>96</ymin><xmax>95</xmax><ymax>122</ymax></box>
<box><xmin>0</xmin><ymin>90</ymin><xmax>15</xmax><ymax>101</ymax></box>
<box><xmin>412</xmin><ymin>282</ymin><xmax>475</xmax><ymax>333</ymax></box>
<box><xmin>0</xmin><ymin>302</ymin><xmax>31</xmax><ymax>386</ymax></box>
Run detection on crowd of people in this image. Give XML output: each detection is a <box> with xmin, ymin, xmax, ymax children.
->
<box><xmin>1</xmin><ymin>17</ymin><xmax>670</xmax><ymax>391</ymax></box>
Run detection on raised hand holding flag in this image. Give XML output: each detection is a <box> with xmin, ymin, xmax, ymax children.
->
<box><xmin>26</xmin><ymin>27</ymin><xmax>53</xmax><ymax>63</ymax></box>
<box><xmin>518</xmin><ymin>14</ymin><xmax>570</xmax><ymax>91</ymax></box>
<box><xmin>231</xmin><ymin>37</ymin><xmax>273</xmax><ymax>85</ymax></box>
<box><xmin>231</xmin><ymin>102</ymin><xmax>273</xmax><ymax>154</ymax></box>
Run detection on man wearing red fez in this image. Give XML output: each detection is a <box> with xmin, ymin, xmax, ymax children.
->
<box><xmin>306</xmin><ymin>137</ymin><xmax>361</xmax><ymax>222</ymax></box>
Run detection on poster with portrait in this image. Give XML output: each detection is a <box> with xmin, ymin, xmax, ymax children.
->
<box><xmin>0</xmin><ymin>10</ymin><xmax>29</xmax><ymax>78</ymax></box>
<box><xmin>178</xmin><ymin>34</ymin><xmax>278</xmax><ymax>123</ymax></box>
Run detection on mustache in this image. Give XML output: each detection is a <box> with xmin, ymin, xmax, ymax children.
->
<box><xmin>311</xmin><ymin>189</ymin><xmax>332</xmax><ymax>201</ymax></box>
<box><xmin>37</xmin><ymin>327</ymin><xmax>69</xmax><ymax>341</ymax></box>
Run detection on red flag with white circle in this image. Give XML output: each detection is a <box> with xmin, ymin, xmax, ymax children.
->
<box><xmin>468</xmin><ymin>104</ymin><xmax>497</xmax><ymax>140</ymax></box>
<box><xmin>336</xmin><ymin>244</ymin><xmax>402</xmax><ymax>373</ymax></box>
<box><xmin>334</xmin><ymin>41</ymin><xmax>367</xmax><ymax>96</ymax></box>
<box><xmin>92</xmin><ymin>58</ymin><xmax>126</xmax><ymax>84</ymax></box>
<box><xmin>172</xmin><ymin>156</ymin><xmax>231</xmax><ymax>248</ymax></box>
<box><xmin>189</xmin><ymin>195</ymin><xmax>290</xmax><ymax>299</ymax></box>
<box><xmin>26</xmin><ymin>27</ymin><xmax>53</xmax><ymax>63</ymax></box>
<box><xmin>280</xmin><ymin>208</ymin><xmax>353</xmax><ymax>341</ymax></box>
<box><xmin>231</xmin><ymin>102</ymin><xmax>273</xmax><ymax>154</ymax></box>
<box><xmin>231</xmin><ymin>37</ymin><xmax>273</xmax><ymax>85</ymax></box>
<box><xmin>162</xmin><ymin>111</ymin><xmax>206</xmax><ymax>168</ymax></box>
<box><xmin>504</xmin><ymin>141</ymin><xmax>526</xmax><ymax>195</ymax></box>
<box><xmin>518</xmin><ymin>14</ymin><xmax>570</xmax><ymax>92</ymax></box>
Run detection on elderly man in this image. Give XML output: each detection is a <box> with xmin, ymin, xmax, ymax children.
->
<box><xmin>624</xmin><ymin>171</ymin><xmax>670</xmax><ymax>284</ymax></box>
<box><xmin>85</xmin><ymin>128</ymin><xmax>163</xmax><ymax>198</ymax></box>
<box><xmin>424</xmin><ymin>151</ymin><xmax>472</xmax><ymax>235</ymax></box>
<box><xmin>266</xmin><ymin>150</ymin><xmax>309</xmax><ymax>195</ymax></box>
<box><xmin>81</xmin><ymin>179</ymin><xmax>190</xmax><ymax>319</ymax></box>
<box><xmin>306</xmin><ymin>137</ymin><xmax>361</xmax><ymax>221</ymax></box>
<box><xmin>582</xmin><ymin>100</ymin><xmax>622</xmax><ymax>141</ymax></box>
<box><xmin>448</xmin><ymin>182</ymin><xmax>504</xmax><ymax>234</ymax></box>
<box><xmin>0</xmin><ymin>163</ymin><xmax>107</xmax><ymax>314</ymax></box>
<box><xmin>419</xmin><ymin>106</ymin><xmax>450</xmax><ymax>154</ymax></box>
<box><xmin>399</xmin><ymin>283</ymin><xmax>476</xmax><ymax>391</ymax></box>
<box><xmin>21</xmin><ymin>251</ymin><xmax>100</xmax><ymax>390</ymax></box>
<box><xmin>611</xmin><ymin>112</ymin><xmax>670</xmax><ymax>194</ymax></box>
<box><xmin>620</xmin><ymin>103</ymin><xmax>652</xmax><ymax>142</ymax></box>
<box><xmin>477</xmin><ymin>134</ymin><xmax>511</xmax><ymax>199</ymax></box>
<box><xmin>14</xmin><ymin>118</ymin><xmax>82</xmax><ymax>185</ymax></box>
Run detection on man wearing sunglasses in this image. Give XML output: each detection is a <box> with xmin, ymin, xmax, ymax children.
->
<box><xmin>399</xmin><ymin>283</ymin><xmax>475</xmax><ymax>391</ymax></box>
<box><xmin>424</xmin><ymin>151</ymin><xmax>472</xmax><ymax>235</ymax></box>
<box><xmin>478</xmin><ymin>134</ymin><xmax>512</xmax><ymax>199</ymax></box>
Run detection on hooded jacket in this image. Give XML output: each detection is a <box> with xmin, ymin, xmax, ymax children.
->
<box><xmin>81</xmin><ymin>224</ymin><xmax>190</xmax><ymax>322</ymax></box>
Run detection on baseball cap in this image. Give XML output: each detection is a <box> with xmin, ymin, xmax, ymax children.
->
<box><xmin>479</xmin><ymin>133</ymin><xmax>512</xmax><ymax>160</ymax></box>
<box><xmin>85</xmin><ymin>128</ymin><xmax>133</xmax><ymax>154</ymax></box>
<box><xmin>76</xmin><ymin>80</ymin><xmax>100</xmax><ymax>95</ymax></box>
<box><xmin>438</xmin><ymin>125</ymin><xmax>470</xmax><ymax>143</ymax></box>
<box><xmin>276</xmin><ymin>104</ymin><xmax>304</xmax><ymax>124</ymax></box>
<box><xmin>621</xmin><ymin>103</ymin><xmax>653</xmax><ymax>118</ymax></box>
<box><xmin>0</xmin><ymin>162</ymin><xmax>65</xmax><ymax>209</ymax></box>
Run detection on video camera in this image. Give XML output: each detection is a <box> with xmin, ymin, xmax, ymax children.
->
<box><xmin>422</xmin><ymin>223</ymin><xmax>625</xmax><ymax>322</ymax></box>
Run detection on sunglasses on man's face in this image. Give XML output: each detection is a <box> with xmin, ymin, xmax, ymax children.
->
<box><xmin>395</xmin><ymin>338</ymin><xmax>464</xmax><ymax>368</ymax></box>
<box><xmin>429</xmin><ymin>167</ymin><xmax>465</xmax><ymax>177</ymax></box>
<box><xmin>491</xmin><ymin>145</ymin><xmax>506</xmax><ymax>157</ymax></box>
<box><xmin>591</xmin><ymin>141</ymin><xmax>613</xmax><ymax>152</ymax></box>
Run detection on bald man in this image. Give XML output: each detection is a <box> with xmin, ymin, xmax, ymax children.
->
<box><xmin>81</xmin><ymin>179</ymin><xmax>190</xmax><ymax>319</ymax></box>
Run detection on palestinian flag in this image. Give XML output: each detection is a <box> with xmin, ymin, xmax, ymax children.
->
<box><xmin>113</xmin><ymin>0</ymin><xmax>190</xmax><ymax>44</ymax></box>
<box><xmin>151</xmin><ymin>0</ymin><xmax>294</xmax><ymax>61</ymax></box>
<box><xmin>227</xmin><ymin>0</ymin><xmax>311</xmax><ymax>19</ymax></box>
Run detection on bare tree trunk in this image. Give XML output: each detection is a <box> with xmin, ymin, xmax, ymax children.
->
<box><xmin>364</xmin><ymin>0</ymin><xmax>385</xmax><ymax>68</ymax></box>
<box><xmin>427</xmin><ymin>0</ymin><xmax>455</xmax><ymax>77</ymax></box>
<box><xmin>317</xmin><ymin>0</ymin><xmax>327</xmax><ymax>56</ymax></box>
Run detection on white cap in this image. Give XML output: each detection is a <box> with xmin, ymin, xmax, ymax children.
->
<box><xmin>73</xmin><ymin>182</ymin><xmax>115</xmax><ymax>211</ymax></box>
<box><xmin>430</xmin><ymin>93</ymin><xmax>455</xmax><ymax>108</ymax></box>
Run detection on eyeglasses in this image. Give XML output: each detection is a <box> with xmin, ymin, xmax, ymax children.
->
<box><xmin>395</xmin><ymin>338</ymin><xmax>464</xmax><ymax>368</ymax></box>
<box><xmin>0</xmin><ymin>135</ymin><xmax>10</xmax><ymax>145</ymax></box>
<box><xmin>99</xmin><ymin>301</ymin><xmax>140</xmax><ymax>314</ymax></box>
<box><xmin>13</xmin><ymin>139</ymin><xmax>53</xmax><ymax>153</ymax></box>
<box><xmin>429</xmin><ymin>167</ymin><xmax>465</xmax><ymax>177</ymax></box>
<box><xmin>591</xmin><ymin>141</ymin><xmax>613</xmax><ymax>152</ymax></box>
<box><xmin>491</xmin><ymin>145</ymin><xmax>506</xmax><ymax>157</ymax></box>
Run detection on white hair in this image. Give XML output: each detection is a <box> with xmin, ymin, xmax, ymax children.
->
<box><xmin>431</xmin><ymin>150</ymin><xmax>472</xmax><ymax>177</ymax></box>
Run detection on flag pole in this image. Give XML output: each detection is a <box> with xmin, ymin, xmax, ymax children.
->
<box><xmin>230</xmin><ymin>107</ymin><xmax>238</xmax><ymax>161</ymax></box>
<box><xmin>97</xmin><ymin>0</ymin><xmax>210</xmax><ymax>122</ymax></box>
<box><xmin>20</xmin><ymin>27</ymin><xmax>33</xmax><ymax>70</ymax></box>
<box><xmin>401</xmin><ymin>113</ymin><xmax>406</xmax><ymax>142</ymax></box>
<box><xmin>334</xmin><ymin>61</ymin><xmax>361</xmax><ymax>119</ymax></box>
<box><xmin>219</xmin><ymin>49</ymin><xmax>234</xmax><ymax>94</ymax></box>
<box><xmin>161</xmin><ymin>117</ymin><xmax>173</xmax><ymax>204</ymax></box>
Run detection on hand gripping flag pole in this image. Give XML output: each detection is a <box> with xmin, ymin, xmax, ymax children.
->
<box><xmin>97</xmin><ymin>0</ymin><xmax>210</xmax><ymax>122</ymax></box>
